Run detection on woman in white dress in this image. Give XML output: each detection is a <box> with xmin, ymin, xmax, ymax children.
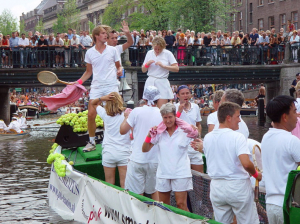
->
<box><xmin>142</xmin><ymin>37</ymin><xmax>179</xmax><ymax>108</ymax></box>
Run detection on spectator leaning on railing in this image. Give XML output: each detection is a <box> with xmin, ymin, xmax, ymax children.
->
<box><xmin>9</xmin><ymin>32</ymin><xmax>20</xmax><ymax>68</ymax></box>
<box><xmin>2</xmin><ymin>35</ymin><xmax>10</xmax><ymax>68</ymax></box>
<box><xmin>18</xmin><ymin>33</ymin><xmax>29</xmax><ymax>68</ymax></box>
<box><xmin>290</xmin><ymin>30</ymin><xmax>299</xmax><ymax>63</ymax></box>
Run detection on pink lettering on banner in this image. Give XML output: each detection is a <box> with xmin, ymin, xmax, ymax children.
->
<box><xmin>87</xmin><ymin>205</ymin><xmax>102</xmax><ymax>224</ymax></box>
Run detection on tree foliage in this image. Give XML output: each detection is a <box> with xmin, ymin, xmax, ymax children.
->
<box><xmin>52</xmin><ymin>14</ymin><xmax>66</xmax><ymax>34</ymax></box>
<box><xmin>88</xmin><ymin>21</ymin><xmax>95</xmax><ymax>32</ymax></box>
<box><xmin>19</xmin><ymin>20</ymin><xmax>26</xmax><ymax>35</ymax></box>
<box><xmin>0</xmin><ymin>9</ymin><xmax>18</xmax><ymax>35</ymax></box>
<box><xmin>102</xmin><ymin>0</ymin><xmax>233</xmax><ymax>32</ymax></box>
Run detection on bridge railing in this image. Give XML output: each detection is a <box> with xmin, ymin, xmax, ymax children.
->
<box><xmin>128</xmin><ymin>44</ymin><xmax>287</xmax><ymax>66</ymax></box>
<box><xmin>1</xmin><ymin>43</ymin><xmax>299</xmax><ymax>68</ymax></box>
<box><xmin>0</xmin><ymin>46</ymin><xmax>91</xmax><ymax>68</ymax></box>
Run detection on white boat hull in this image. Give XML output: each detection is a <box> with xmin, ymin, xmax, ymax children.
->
<box><xmin>0</xmin><ymin>132</ymin><xmax>30</xmax><ymax>140</ymax></box>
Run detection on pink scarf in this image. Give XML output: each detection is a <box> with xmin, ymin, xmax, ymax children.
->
<box><xmin>150</xmin><ymin>117</ymin><xmax>198</xmax><ymax>139</ymax></box>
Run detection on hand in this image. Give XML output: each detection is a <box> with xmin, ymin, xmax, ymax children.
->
<box><xmin>68</xmin><ymin>81</ymin><xmax>78</xmax><ymax>85</ymax></box>
<box><xmin>120</xmin><ymin>20</ymin><xmax>130</xmax><ymax>34</ymax></box>
<box><xmin>146</xmin><ymin>60</ymin><xmax>155</xmax><ymax>66</ymax></box>
<box><xmin>178</xmin><ymin>102</ymin><xmax>185</xmax><ymax>113</ymax></box>
<box><xmin>124</xmin><ymin>108</ymin><xmax>132</xmax><ymax>118</ymax></box>
<box><xmin>257</xmin><ymin>172</ymin><xmax>262</xmax><ymax>181</ymax></box>
<box><xmin>191</xmin><ymin>125</ymin><xmax>198</xmax><ymax>132</ymax></box>
<box><xmin>101</xmin><ymin>93</ymin><xmax>115</xmax><ymax>102</ymax></box>
<box><xmin>117</xmin><ymin>67</ymin><xmax>123</xmax><ymax>77</ymax></box>
<box><xmin>155</xmin><ymin>61</ymin><xmax>164</xmax><ymax>68</ymax></box>
<box><xmin>190</xmin><ymin>138</ymin><xmax>203</xmax><ymax>151</ymax></box>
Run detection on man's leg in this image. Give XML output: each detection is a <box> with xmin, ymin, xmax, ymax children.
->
<box><xmin>83</xmin><ymin>100</ymin><xmax>97</xmax><ymax>151</ymax></box>
<box><xmin>159</xmin><ymin>192</ymin><xmax>171</xmax><ymax>205</ymax></box>
<box><xmin>103</xmin><ymin>166</ymin><xmax>116</xmax><ymax>185</ymax></box>
<box><xmin>117</xmin><ymin>165</ymin><xmax>127</xmax><ymax>189</ymax></box>
<box><xmin>266</xmin><ymin>204</ymin><xmax>284</xmax><ymax>224</ymax></box>
<box><xmin>174</xmin><ymin>191</ymin><xmax>188</xmax><ymax>211</ymax></box>
<box><xmin>157</xmin><ymin>99</ymin><xmax>168</xmax><ymax>108</ymax></box>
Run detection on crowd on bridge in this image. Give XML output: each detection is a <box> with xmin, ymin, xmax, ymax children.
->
<box><xmin>1</xmin><ymin>20</ymin><xmax>300</xmax><ymax>68</ymax></box>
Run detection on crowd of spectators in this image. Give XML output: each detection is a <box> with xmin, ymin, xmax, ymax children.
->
<box><xmin>1</xmin><ymin>23</ymin><xmax>299</xmax><ymax>68</ymax></box>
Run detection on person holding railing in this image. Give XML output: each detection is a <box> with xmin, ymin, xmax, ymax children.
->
<box><xmin>70</xmin><ymin>35</ymin><xmax>81</xmax><ymax>67</ymax></box>
<box><xmin>177</xmin><ymin>33</ymin><xmax>187</xmax><ymax>66</ymax></box>
<box><xmin>221</xmin><ymin>33</ymin><xmax>231</xmax><ymax>65</ymax></box>
<box><xmin>210</xmin><ymin>35</ymin><xmax>219</xmax><ymax>65</ymax></box>
<box><xmin>63</xmin><ymin>35</ymin><xmax>70</xmax><ymax>67</ymax></box>
<box><xmin>269</xmin><ymin>33</ymin><xmax>278</xmax><ymax>62</ymax></box>
<box><xmin>1</xmin><ymin>35</ymin><xmax>10</xmax><ymax>68</ymax></box>
<box><xmin>37</xmin><ymin>35</ymin><xmax>48</xmax><ymax>68</ymax></box>
<box><xmin>54</xmin><ymin>34</ymin><xmax>64</xmax><ymax>68</ymax></box>
<box><xmin>290</xmin><ymin>30</ymin><xmax>299</xmax><ymax>63</ymax></box>
<box><xmin>29</xmin><ymin>36</ymin><xmax>38</xmax><ymax>67</ymax></box>
<box><xmin>257</xmin><ymin>32</ymin><xmax>270</xmax><ymax>64</ymax></box>
<box><xmin>18</xmin><ymin>33</ymin><xmax>29</xmax><ymax>68</ymax></box>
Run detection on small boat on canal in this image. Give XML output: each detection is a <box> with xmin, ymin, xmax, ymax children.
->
<box><xmin>18</xmin><ymin>105</ymin><xmax>39</xmax><ymax>120</ymax></box>
<box><xmin>0</xmin><ymin>131</ymin><xmax>30</xmax><ymax>140</ymax></box>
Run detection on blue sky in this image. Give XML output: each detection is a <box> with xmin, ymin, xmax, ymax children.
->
<box><xmin>1</xmin><ymin>0</ymin><xmax>41</xmax><ymax>20</ymax></box>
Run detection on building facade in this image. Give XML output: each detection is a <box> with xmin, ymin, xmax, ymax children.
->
<box><xmin>229</xmin><ymin>0</ymin><xmax>299</xmax><ymax>33</ymax></box>
<box><xmin>20</xmin><ymin>0</ymin><xmax>113</xmax><ymax>34</ymax></box>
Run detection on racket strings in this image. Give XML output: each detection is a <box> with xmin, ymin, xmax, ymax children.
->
<box><xmin>37</xmin><ymin>72</ymin><xmax>58</xmax><ymax>85</ymax></box>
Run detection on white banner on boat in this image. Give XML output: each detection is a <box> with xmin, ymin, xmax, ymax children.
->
<box><xmin>73</xmin><ymin>178</ymin><xmax>204</xmax><ymax>224</ymax></box>
<box><xmin>48</xmin><ymin>160</ymin><xmax>86</xmax><ymax>220</ymax></box>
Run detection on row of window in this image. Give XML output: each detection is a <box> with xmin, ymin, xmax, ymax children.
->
<box><xmin>233</xmin><ymin>0</ymin><xmax>287</xmax><ymax>6</ymax></box>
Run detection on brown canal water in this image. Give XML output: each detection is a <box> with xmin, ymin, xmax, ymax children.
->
<box><xmin>0</xmin><ymin>116</ymin><xmax>270</xmax><ymax>223</ymax></box>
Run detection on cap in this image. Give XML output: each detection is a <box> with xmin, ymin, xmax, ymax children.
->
<box><xmin>18</xmin><ymin>111</ymin><xmax>22</xmax><ymax>114</ymax></box>
<box><xmin>12</xmin><ymin>117</ymin><xmax>18</xmax><ymax>120</ymax></box>
<box><xmin>12</xmin><ymin>113</ymin><xmax>18</xmax><ymax>116</ymax></box>
<box><xmin>143</xmin><ymin>86</ymin><xmax>161</xmax><ymax>106</ymax></box>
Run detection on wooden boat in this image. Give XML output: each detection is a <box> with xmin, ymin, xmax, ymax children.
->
<box><xmin>0</xmin><ymin>131</ymin><xmax>30</xmax><ymax>140</ymax></box>
<box><xmin>18</xmin><ymin>105</ymin><xmax>39</xmax><ymax>120</ymax></box>
<box><xmin>39</xmin><ymin>111</ymin><xmax>51</xmax><ymax>116</ymax></box>
<box><xmin>200</xmin><ymin>108</ymin><xmax>215</xmax><ymax>116</ymax></box>
<box><xmin>240</xmin><ymin>108</ymin><xmax>258</xmax><ymax>116</ymax></box>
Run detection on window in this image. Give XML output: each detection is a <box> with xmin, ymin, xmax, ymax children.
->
<box><xmin>258</xmin><ymin>18</ymin><xmax>264</xmax><ymax>30</ymax></box>
<box><xmin>233</xmin><ymin>0</ymin><xmax>236</xmax><ymax>6</ymax></box>
<box><xmin>268</xmin><ymin>0</ymin><xmax>274</xmax><ymax>3</ymax></box>
<box><xmin>249</xmin><ymin>3</ymin><xmax>253</xmax><ymax>23</ymax></box>
<box><xmin>238</xmin><ymin>12</ymin><xmax>243</xmax><ymax>30</ymax></box>
<box><xmin>269</xmin><ymin>16</ymin><xmax>275</xmax><ymax>29</ymax></box>
<box><xmin>292</xmin><ymin>11</ymin><xmax>298</xmax><ymax>30</ymax></box>
<box><xmin>134</xmin><ymin>6</ymin><xmax>137</xmax><ymax>12</ymax></box>
<box><xmin>232</xmin><ymin>13</ymin><xmax>236</xmax><ymax>30</ymax></box>
<box><xmin>258</xmin><ymin>0</ymin><xmax>263</xmax><ymax>6</ymax></box>
<box><xmin>280</xmin><ymin>14</ymin><xmax>286</xmax><ymax>32</ymax></box>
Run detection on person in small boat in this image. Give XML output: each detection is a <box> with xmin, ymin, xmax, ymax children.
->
<box><xmin>91</xmin><ymin>92</ymin><xmax>130</xmax><ymax>188</ymax></box>
<box><xmin>0</xmin><ymin>119</ymin><xmax>8</xmax><ymax>133</ymax></box>
<box><xmin>142</xmin><ymin>103</ymin><xmax>198</xmax><ymax>211</ymax></box>
<box><xmin>17</xmin><ymin>111</ymin><xmax>28</xmax><ymax>129</ymax></box>
<box><xmin>175</xmin><ymin>85</ymin><xmax>203</xmax><ymax>173</ymax></box>
<box><xmin>262</xmin><ymin>95</ymin><xmax>300</xmax><ymax>224</ymax></box>
<box><xmin>120</xmin><ymin>86</ymin><xmax>162</xmax><ymax>201</ymax></box>
<box><xmin>192</xmin><ymin>102</ymin><xmax>262</xmax><ymax>224</ymax></box>
<box><xmin>7</xmin><ymin>117</ymin><xmax>23</xmax><ymax>133</ymax></box>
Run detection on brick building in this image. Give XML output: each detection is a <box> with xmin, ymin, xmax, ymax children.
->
<box><xmin>229</xmin><ymin>0</ymin><xmax>300</xmax><ymax>33</ymax></box>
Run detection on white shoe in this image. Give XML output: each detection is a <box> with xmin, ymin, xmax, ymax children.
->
<box><xmin>83</xmin><ymin>142</ymin><xmax>96</xmax><ymax>152</ymax></box>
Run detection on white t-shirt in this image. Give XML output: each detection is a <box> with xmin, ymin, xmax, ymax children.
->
<box><xmin>85</xmin><ymin>45</ymin><xmax>120</xmax><ymax>88</ymax></box>
<box><xmin>261</xmin><ymin>128</ymin><xmax>300</xmax><ymax>207</ymax></box>
<box><xmin>151</xmin><ymin>128</ymin><xmax>192</xmax><ymax>179</ymax></box>
<box><xmin>203</xmin><ymin>128</ymin><xmax>251</xmax><ymax>180</ymax></box>
<box><xmin>175</xmin><ymin>102</ymin><xmax>202</xmax><ymax>126</ymax></box>
<box><xmin>207</xmin><ymin>111</ymin><xmax>218</xmax><ymax>126</ymax></box>
<box><xmin>209</xmin><ymin>111</ymin><xmax>249</xmax><ymax>139</ymax></box>
<box><xmin>296</xmin><ymin>98</ymin><xmax>300</xmax><ymax>113</ymax></box>
<box><xmin>17</xmin><ymin>117</ymin><xmax>27</xmax><ymax>129</ymax></box>
<box><xmin>115</xmin><ymin>44</ymin><xmax>124</xmax><ymax>66</ymax></box>
<box><xmin>96</xmin><ymin>106</ymin><xmax>130</xmax><ymax>151</ymax></box>
<box><xmin>126</xmin><ymin>105</ymin><xmax>162</xmax><ymax>163</ymax></box>
<box><xmin>143</xmin><ymin>49</ymin><xmax>177</xmax><ymax>79</ymax></box>
<box><xmin>7</xmin><ymin>120</ymin><xmax>22</xmax><ymax>133</ymax></box>
<box><xmin>0</xmin><ymin>120</ymin><xmax>7</xmax><ymax>129</ymax></box>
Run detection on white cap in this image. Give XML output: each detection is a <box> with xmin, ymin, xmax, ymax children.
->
<box><xmin>12</xmin><ymin>117</ymin><xmax>18</xmax><ymax>120</ymax></box>
<box><xmin>143</xmin><ymin>86</ymin><xmax>161</xmax><ymax>106</ymax></box>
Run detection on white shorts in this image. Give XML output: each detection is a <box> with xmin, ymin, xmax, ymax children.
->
<box><xmin>143</xmin><ymin>76</ymin><xmax>173</xmax><ymax>99</ymax></box>
<box><xmin>266</xmin><ymin>204</ymin><xmax>284</xmax><ymax>224</ymax></box>
<box><xmin>125</xmin><ymin>161</ymin><xmax>158</xmax><ymax>194</ymax></box>
<box><xmin>188</xmin><ymin>146</ymin><xmax>203</xmax><ymax>165</ymax></box>
<box><xmin>89</xmin><ymin>85</ymin><xmax>119</xmax><ymax>100</ymax></box>
<box><xmin>156</xmin><ymin>177</ymin><xmax>193</xmax><ymax>192</ymax></box>
<box><xmin>210</xmin><ymin>179</ymin><xmax>259</xmax><ymax>224</ymax></box>
<box><xmin>102</xmin><ymin>148</ymin><xmax>131</xmax><ymax>168</ymax></box>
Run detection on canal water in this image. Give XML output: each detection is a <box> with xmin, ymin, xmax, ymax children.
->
<box><xmin>0</xmin><ymin>116</ymin><xmax>270</xmax><ymax>223</ymax></box>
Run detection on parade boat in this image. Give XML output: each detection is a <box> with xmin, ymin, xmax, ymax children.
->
<box><xmin>0</xmin><ymin>131</ymin><xmax>30</xmax><ymax>140</ymax></box>
<box><xmin>18</xmin><ymin>105</ymin><xmax>39</xmax><ymax>120</ymax></box>
<box><xmin>47</xmin><ymin>120</ymin><xmax>300</xmax><ymax>224</ymax></box>
<box><xmin>39</xmin><ymin>111</ymin><xmax>51</xmax><ymax>116</ymax></box>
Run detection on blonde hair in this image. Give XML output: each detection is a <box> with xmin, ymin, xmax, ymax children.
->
<box><xmin>105</xmin><ymin>92</ymin><xmax>125</xmax><ymax>116</ymax></box>
<box><xmin>92</xmin><ymin>25</ymin><xmax>111</xmax><ymax>43</ymax></box>
<box><xmin>152</xmin><ymin>36</ymin><xmax>166</xmax><ymax>49</ymax></box>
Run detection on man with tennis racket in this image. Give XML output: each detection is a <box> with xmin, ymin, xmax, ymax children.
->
<box><xmin>71</xmin><ymin>25</ymin><xmax>123</xmax><ymax>151</ymax></box>
<box><xmin>261</xmin><ymin>95</ymin><xmax>300</xmax><ymax>224</ymax></box>
<box><xmin>192</xmin><ymin>102</ymin><xmax>262</xmax><ymax>224</ymax></box>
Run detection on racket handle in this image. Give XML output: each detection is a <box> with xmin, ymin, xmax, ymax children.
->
<box><xmin>58</xmin><ymin>80</ymin><xmax>71</xmax><ymax>85</ymax></box>
<box><xmin>254</xmin><ymin>179</ymin><xmax>259</xmax><ymax>202</ymax></box>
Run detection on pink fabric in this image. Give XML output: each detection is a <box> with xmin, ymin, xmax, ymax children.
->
<box><xmin>292</xmin><ymin>117</ymin><xmax>300</xmax><ymax>139</ymax></box>
<box><xmin>125</xmin><ymin>108</ymin><xmax>132</xmax><ymax>114</ymax></box>
<box><xmin>40</xmin><ymin>84</ymin><xmax>86</xmax><ymax>111</ymax></box>
<box><xmin>150</xmin><ymin>117</ymin><xmax>198</xmax><ymax>139</ymax></box>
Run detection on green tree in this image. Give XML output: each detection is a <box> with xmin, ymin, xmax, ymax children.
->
<box><xmin>35</xmin><ymin>20</ymin><xmax>44</xmax><ymax>34</ymax></box>
<box><xmin>52</xmin><ymin>14</ymin><xmax>66</xmax><ymax>34</ymax></box>
<box><xmin>61</xmin><ymin>0</ymin><xmax>80</xmax><ymax>31</ymax></box>
<box><xmin>0</xmin><ymin>9</ymin><xmax>18</xmax><ymax>35</ymax></box>
<box><xmin>19</xmin><ymin>20</ymin><xmax>26</xmax><ymax>35</ymax></box>
<box><xmin>88</xmin><ymin>21</ymin><xmax>95</xmax><ymax>32</ymax></box>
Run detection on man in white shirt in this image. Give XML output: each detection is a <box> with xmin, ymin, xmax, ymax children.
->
<box><xmin>17</xmin><ymin>111</ymin><xmax>27</xmax><ymax>129</ymax></box>
<box><xmin>0</xmin><ymin>119</ymin><xmax>8</xmax><ymax>132</ymax></box>
<box><xmin>7</xmin><ymin>117</ymin><xmax>23</xmax><ymax>133</ymax></box>
<box><xmin>261</xmin><ymin>95</ymin><xmax>300</xmax><ymax>224</ymax></box>
<box><xmin>207</xmin><ymin>90</ymin><xmax>224</xmax><ymax>132</ymax></box>
<box><xmin>72</xmin><ymin>25</ymin><xmax>123</xmax><ymax>152</ymax></box>
<box><xmin>18</xmin><ymin>33</ymin><xmax>29</xmax><ymax>68</ymax></box>
<box><xmin>120</xmin><ymin>86</ymin><xmax>162</xmax><ymax>201</ymax></box>
<box><xmin>195</xmin><ymin>102</ymin><xmax>261</xmax><ymax>224</ymax></box>
<box><xmin>208</xmin><ymin>89</ymin><xmax>249</xmax><ymax>139</ymax></box>
<box><xmin>70</xmin><ymin>35</ymin><xmax>81</xmax><ymax>67</ymax></box>
<box><xmin>175</xmin><ymin>85</ymin><xmax>203</xmax><ymax>172</ymax></box>
<box><xmin>80</xmin><ymin>31</ymin><xmax>93</xmax><ymax>48</ymax></box>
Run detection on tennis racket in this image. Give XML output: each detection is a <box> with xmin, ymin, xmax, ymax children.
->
<box><xmin>37</xmin><ymin>71</ymin><xmax>70</xmax><ymax>85</ymax></box>
<box><xmin>252</xmin><ymin>144</ymin><xmax>263</xmax><ymax>202</ymax></box>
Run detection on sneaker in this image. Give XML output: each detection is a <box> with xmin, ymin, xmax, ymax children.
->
<box><xmin>83</xmin><ymin>141</ymin><xmax>96</xmax><ymax>152</ymax></box>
